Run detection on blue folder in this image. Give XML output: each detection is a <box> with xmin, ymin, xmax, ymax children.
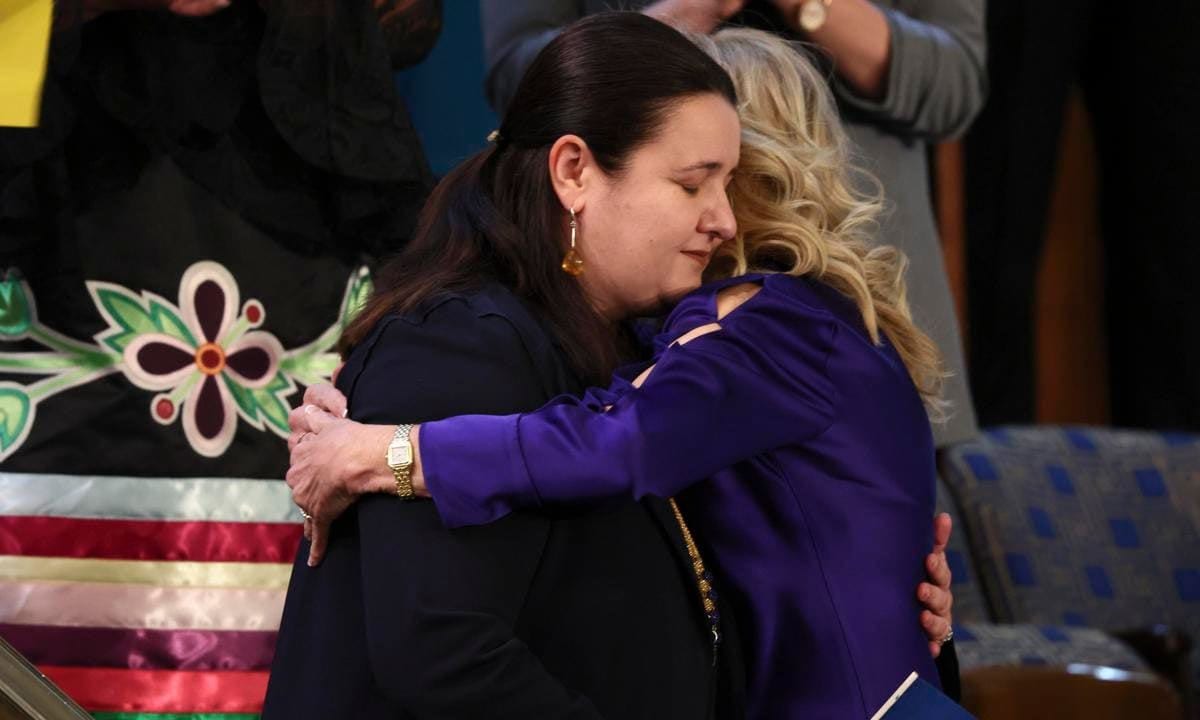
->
<box><xmin>871</xmin><ymin>672</ymin><xmax>976</xmax><ymax>720</ymax></box>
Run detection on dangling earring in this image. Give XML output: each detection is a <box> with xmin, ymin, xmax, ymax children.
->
<box><xmin>561</xmin><ymin>205</ymin><xmax>585</xmax><ymax>276</ymax></box>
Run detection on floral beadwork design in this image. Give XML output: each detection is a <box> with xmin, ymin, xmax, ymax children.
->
<box><xmin>0</xmin><ymin>261</ymin><xmax>371</xmax><ymax>461</ymax></box>
<box><xmin>108</xmin><ymin>263</ymin><xmax>287</xmax><ymax>457</ymax></box>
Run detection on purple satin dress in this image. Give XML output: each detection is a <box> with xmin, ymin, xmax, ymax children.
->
<box><xmin>421</xmin><ymin>273</ymin><xmax>940</xmax><ymax>718</ymax></box>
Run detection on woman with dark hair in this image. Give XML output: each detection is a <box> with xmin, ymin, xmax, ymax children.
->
<box><xmin>264</xmin><ymin>13</ymin><xmax>747</xmax><ymax>718</ymax></box>
<box><xmin>285</xmin><ymin>19</ymin><xmax>962</xmax><ymax>719</ymax></box>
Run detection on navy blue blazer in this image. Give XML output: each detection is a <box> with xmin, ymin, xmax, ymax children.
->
<box><xmin>264</xmin><ymin>283</ymin><xmax>742</xmax><ymax>719</ymax></box>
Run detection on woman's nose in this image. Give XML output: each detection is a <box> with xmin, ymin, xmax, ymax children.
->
<box><xmin>701</xmin><ymin>192</ymin><xmax>737</xmax><ymax>242</ymax></box>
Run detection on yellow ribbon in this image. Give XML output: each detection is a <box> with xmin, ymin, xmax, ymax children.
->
<box><xmin>0</xmin><ymin>555</ymin><xmax>292</xmax><ymax>589</ymax></box>
<box><xmin>0</xmin><ymin>0</ymin><xmax>54</xmax><ymax>127</ymax></box>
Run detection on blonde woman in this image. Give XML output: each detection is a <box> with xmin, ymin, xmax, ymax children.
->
<box><xmin>290</xmin><ymin>26</ymin><xmax>954</xmax><ymax>718</ymax></box>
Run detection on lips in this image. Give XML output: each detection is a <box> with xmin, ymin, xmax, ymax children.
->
<box><xmin>681</xmin><ymin>250</ymin><xmax>711</xmax><ymax>266</ymax></box>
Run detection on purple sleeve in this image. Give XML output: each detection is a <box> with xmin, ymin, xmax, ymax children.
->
<box><xmin>421</xmin><ymin>300</ymin><xmax>839</xmax><ymax>528</ymax></box>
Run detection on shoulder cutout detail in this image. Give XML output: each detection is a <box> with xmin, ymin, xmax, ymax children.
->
<box><xmin>670</xmin><ymin>322</ymin><xmax>722</xmax><ymax>349</ymax></box>
<box><xmin>715</xmin><ymin>282</ymin><xmax>763</xmax><ymax>320</ymax></box>
<box><xmin>629</xmin><ymin>322</ymin><xmax>723</xmax><ymax>389</ymax></box>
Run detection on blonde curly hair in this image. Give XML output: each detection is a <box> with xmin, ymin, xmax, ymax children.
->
<box><xmin>694</xmin><ymin>28</ymin><xmax>947</xmax><ymax>417</ymax></box>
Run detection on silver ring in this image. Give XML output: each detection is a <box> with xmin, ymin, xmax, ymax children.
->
<box><xmin>939</xmin><ymin>629</ymin><xmax>954</xmax><ymax>646</ymax></box>
<box><xmin>300</xmin><ymin>509</ymin><xmax>312</xmax><ymax>520</ymax></box>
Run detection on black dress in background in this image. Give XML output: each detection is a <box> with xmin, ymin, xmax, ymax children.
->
<box><xmin>0</xmin><ymin>0</ymin><xmax>440</xmax><ymax>476</ymax></box>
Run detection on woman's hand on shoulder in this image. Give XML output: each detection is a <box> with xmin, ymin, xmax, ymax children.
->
<box><xmin>286</xmin><ymin>384</ymin><xmax>396</xmax><ymax>566</ymax></box>
<box><xmin>289</xmin><ymin>382</ymin><xmax>348</xmax><ymax>436</ymax></box>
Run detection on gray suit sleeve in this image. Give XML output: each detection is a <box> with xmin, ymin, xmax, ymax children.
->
<box><xmin>481</xmin><ymin>1</ymin><xmax>584</xmax><ymax>113</ymax></box>
<box><xmin>833</xmin><ymin>0</ymin><xmax>987</xmax><ymax>140</ymax></box>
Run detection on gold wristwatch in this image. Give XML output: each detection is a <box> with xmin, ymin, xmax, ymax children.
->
<box><xmin>387</xmin><ymin>424</ymin><xmax>416</xmax><ymax>499</ymax></box>
<box><xmin>797</xmin><ymin>0</ymin><xmax>833</xmax><ymax>32</ymax></box>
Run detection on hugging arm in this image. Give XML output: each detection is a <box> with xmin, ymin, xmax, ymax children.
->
<box><xmin>291</xmin><ymin>296</ymin><xmax>957</xmax><ymax>662</ymax></box>
<box><xmin>420</xmin><ymin>302</ymin><xmax>836</xmax><ymax>528</ymax></box>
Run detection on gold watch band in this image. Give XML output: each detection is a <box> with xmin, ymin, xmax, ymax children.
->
<box><xmin>387</xmin><ymin>423</ymin><xmax>416</xmax><ymax>499</ymax></box>
<box><xmin>392</xmin><ymin>464</ymin><xmax>414</xmax><ymax>499</ymax></box>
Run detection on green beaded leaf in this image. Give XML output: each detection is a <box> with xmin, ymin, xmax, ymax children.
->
<box><xmin>339</xmin><ymin>267</ymin><xmax>373</xmax><ymax>328</ymax></box>
<box><xmin>224</xmin><ymin>372</ymin><xmax>293</xmax><ymax>437</ymax></box>
<box><xmin>254</xmin><ymin>373</ymin><xmax>294</xmax><ymax>435</ymax></box>
<box><xmin>149</xmin><ymin>299</ymin><xmax>196</xmax><ymax>346</ymax></box>
<box><xmin>0</xmin><ymin>278</ymin><xmax>32</xmax><ymax>338</ymax></box>
<box><xmin>90</xmin><ymin>284</ymin><xmax>196</xmax><ymax>354</ymax></box>
<box><xmin>278</xmin><ymin>352</ymin><xmax>340</xmax><ymax>388</ymax></box>
<box><xmin>0</xmin><ymin>383</ymin><xmax>33</xmax><ymax>459</ymax></box>
<box><xmin>224</xmin><ymin>376</ymin><xmax>258</xmax><ymax>423</ymax></box>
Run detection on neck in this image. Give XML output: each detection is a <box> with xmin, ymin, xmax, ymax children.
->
<box><xmin>580</xmin><ymin>276</ymin><xmax>626</xmax><ymax>323</ymax></box>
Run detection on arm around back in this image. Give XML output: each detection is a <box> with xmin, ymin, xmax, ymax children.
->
<box><xmin>421</xmin><ymin>282</ymin><xmax>839</xmax><ymax>527</ymax></box>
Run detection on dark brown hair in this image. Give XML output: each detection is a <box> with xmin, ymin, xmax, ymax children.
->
<box><xmin>341</xmin><ymin>12</ymin><xmax>737</xmax><ymax>383</ymax></box>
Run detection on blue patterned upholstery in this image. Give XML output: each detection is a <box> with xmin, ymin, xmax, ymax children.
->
<box><xmin>952</xmin><ymin>622</ymin><xmax>1149</xmax><ymax>672</ymax></box>
<box><xmin>940</xmin><ymin>426</ymin><xmax>1200</xmax><ymax>685</ymax></box>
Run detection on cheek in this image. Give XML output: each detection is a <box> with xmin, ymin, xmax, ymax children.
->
<box><xmin>649</xmin><ymin>205</ymin><xmax>705</xmax><ymax>278</ymax></box>
<box><xmin>590</xmin><ymin>186</ymin><xmax>702</xmax><ymax>296</ymax></box>
<box><xmin>619</xmin><ymin>191</ymin><xmax>695</xmax><ymax>256</ymax></box>
<box><xmin>594</xmin><ymin>191</ymin><xmax>667</xmax><ymax>261</ymax></box>
<box><xmin>578</xmin><ymin>207</ymin><xmax>646</xmax><ymax>288</ymax></box>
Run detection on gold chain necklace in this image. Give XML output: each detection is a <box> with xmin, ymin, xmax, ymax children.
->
<box><xmin>668</xmin><ymin>498</ymin><xmax>722</xmax><ymax>656</ymax></box>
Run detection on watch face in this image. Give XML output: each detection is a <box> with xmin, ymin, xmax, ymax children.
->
<box><xmin>800</xmin><ymin>0</ymin><xmax>828</xmax><ymax>32</ymax></box>
<box><xmin>388</xmin><ymin>444</ymin><xmax>412</xmax><ymax>467</ymax></box>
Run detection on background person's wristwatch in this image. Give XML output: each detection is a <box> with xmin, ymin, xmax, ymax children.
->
<box><xmin>387</xmin><ymin>424</ymin><xmax>416</xmax><ymax>498</ymax></box>
<box><xmin>797</xmin><ymin>0</ymin><xmax>833</xmax><ymax>32</ymax></box>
